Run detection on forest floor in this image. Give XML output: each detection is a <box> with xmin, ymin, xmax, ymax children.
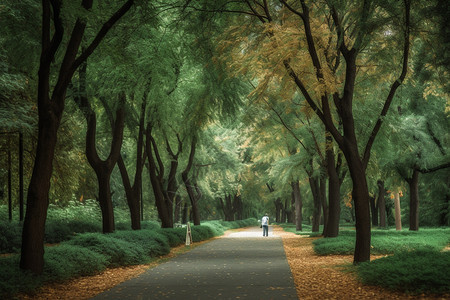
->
<box><xmin>18</xmin><ymin>227</ymin><xmax>449</xmax><ymax>300</ymax></box>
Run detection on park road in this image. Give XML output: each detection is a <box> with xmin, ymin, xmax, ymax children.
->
<box><xmin>91</xmin><ymin>226</ymin><xmax>298</xmax><ymax>299</ymax></box>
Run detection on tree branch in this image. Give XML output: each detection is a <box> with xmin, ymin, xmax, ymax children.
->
<box><xmin>363</xmin><ymin>0</ymin><xmax>410</xmax><ymax>168</ymax></box>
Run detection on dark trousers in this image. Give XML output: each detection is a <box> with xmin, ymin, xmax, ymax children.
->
<box><xmin>262</xmin><ymin>225</ymin><xmax>268</xmax><ymax>236</ymax></box>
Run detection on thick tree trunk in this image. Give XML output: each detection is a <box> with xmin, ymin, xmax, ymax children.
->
<box><xmin>20</xmin><ymin>116</ymin><xmax>59</xmax><ymax>274</ymax></box>
<box><xmin>97</xmin><ymin>171</ymin><xmax>115</xmax><ymax>233</ymax></box>
<box><xmin>343</xmin><ymin>143</ymin><xmax>371</xmax><ymax>264</ymax></box>
<box><xmin>394</xmin><ymin>191</ymin><xmax>402</xmax><ymax>231</ymax></box>
<box><xmin>291</xmin><ymin>181</ymin><xmax>302</xmax><ymax>231</ymax></box>
<box><xmin>377</xmin><ymin>180</ymin><xmax>386</xmax><ymax>228</ymax></box>
<box><xmin>408</xmin><ymin>169</ymin><xmax>420</xmax><ymax>231</ymax></box>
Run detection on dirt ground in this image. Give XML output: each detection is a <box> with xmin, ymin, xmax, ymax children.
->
<box><xmin>17</xmin><ymin>227</ymin><xmax>450</xmax><ymax>299</ymax></box>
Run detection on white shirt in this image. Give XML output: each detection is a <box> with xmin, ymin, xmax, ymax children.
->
<box><xmin>261</xmin><ymin>216</ymin><xmax>269</xmax><ymax>225</ymax></box>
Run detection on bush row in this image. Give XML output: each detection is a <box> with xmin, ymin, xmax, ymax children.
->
<box><xmin>0</xmin><ymin>218</ymin><xmax>257</xmax><ymax>298</ymax></box>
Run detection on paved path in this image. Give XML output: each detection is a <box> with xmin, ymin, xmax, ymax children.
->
<box><xmin>92</xmin><ymin>226</ymin><xmax>298</xmax><ymax>299</ymax></box>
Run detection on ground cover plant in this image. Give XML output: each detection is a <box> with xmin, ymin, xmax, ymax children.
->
<box><xmin>357</xmin><ymin>250</ymin><xmax>450</xmax><ymax>294</ymax></box>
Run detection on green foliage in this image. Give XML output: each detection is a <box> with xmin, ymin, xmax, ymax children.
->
<box><xmin>113</xmin><ymin>230</ymin><xmax>170</xmax><ymax>257</ymax></box>
<box><xmin>43</xmin><ymin>244</ymin><xmax>108</xmax><ymax>281</ymax></box>
<box><xmin>312</xmin><ymin>228</ymin><xmax>450</xmax><ymax>256</ymax></box>
<box><xmin>66</xmin><ymin>233</ymin><xmax>149</xmax><ymax>267</ymax></box>
<box><xmin>357</xmin><ymin>250</ymin><xmax>450</xmax><ymax>294</ymax></box>
<box><xmin>191</xmin><ymin>225</ymin><xmax>216</xmax><ymax>242</ymax></box>
<box><xmin>0</xmin><ymin>221</ymin><xmax>22</xmax><ymax>253</ymax></box>
<box><xmin>0</xmin><ymin>255</ymin><xmax>43</xmax><ymax>297</ymax></box>
<box><xmin>158</xmin><ymin>228</ymin><xmax>186</xmax><ymax>247</ymax></box>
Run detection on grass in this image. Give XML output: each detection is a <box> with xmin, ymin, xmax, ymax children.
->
<box><xmin>281</xmin><ymin>223</ymin><xmax>450</xmax><ymax>295</ymax></box>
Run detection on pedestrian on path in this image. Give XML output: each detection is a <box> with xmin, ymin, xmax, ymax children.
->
<box><xmin>261</xmin><ymin>213</ymin><xmax>269</xmax><ymax>236</ymax></box>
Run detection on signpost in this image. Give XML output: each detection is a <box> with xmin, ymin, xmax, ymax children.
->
<box><xmin>185</xmin><ymin>222</ymin><xmax>193</xmax><ymax>246</ymax></box>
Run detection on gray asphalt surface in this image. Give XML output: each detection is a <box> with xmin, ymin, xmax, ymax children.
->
<box><xmin>92</xmin><ymin>226</ymin><xmax>298</xmax><ymax>299</ymax></box>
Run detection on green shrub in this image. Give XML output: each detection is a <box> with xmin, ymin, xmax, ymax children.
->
<box><xmin>158</xmin><ymin>228</ymin><xmax>186</xmax><ymax>247</ymax></box>
<box><xmin>66</xmin><ymin>233</ymin><xmax>148</xmax><ymax>267</ymax></box>
<box><xmin>112</xmin><ymin>230</ymin><xmax>170</xmax><ymax>257</ymax></box>
<box><xmin>312</xmin><ymin>228</ymin><xmax>450</xmax><ymax>256</ymax></box>
<box><xmin>357</xmin><ymin>250</ymin><xmax>450</xmax><ymax>294</ymax></box>
<box><xmin>0</xmin><ymin>255</ymin><xmax>43</xmax><ymax>298</ymax></box>
<box><xmin>202</xmin><ymin>221</ymin><xmax>226</xmax><ymax>236</ymax></box>
<box><xmin>0</xmin><ymin>222</ymin><xmax>22</xmax><ymax>253</ymax></box>
<box><xmin>43</xmin><ymin>244</ymin><xmax>108</xmax><ymax>281</ymax></box>
<box><xmin>191</xmin><ymin>225</ymin><xmax>215</xmax><ymax>242</ymax></box>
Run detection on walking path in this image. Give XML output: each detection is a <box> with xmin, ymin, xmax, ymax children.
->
<box><xmin>92</xmin><ymin>226</ymin><xmax>298</xmax><ymax>299</ymax></box>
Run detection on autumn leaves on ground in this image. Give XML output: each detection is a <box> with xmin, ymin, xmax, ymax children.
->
<box><xmin>20</xmin><ymin>227</ymin><xmax>447</xmax><ymax>300</ymax></box>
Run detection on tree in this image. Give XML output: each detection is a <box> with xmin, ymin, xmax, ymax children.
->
<box><xmin>190</xmin><ymin>0</ymin><xmax>411</xmax><ymax>263</ymax></box>
<box><xmin>20</xmin><ymin>0</ymin><xmax>134</xmax><ymax>274</ymax></box>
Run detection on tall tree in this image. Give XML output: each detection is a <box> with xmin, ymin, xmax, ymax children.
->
<box><xmin>20</xmin><ymin>0</ymin><xmax>133</xmax><ymax>274</ymax></box>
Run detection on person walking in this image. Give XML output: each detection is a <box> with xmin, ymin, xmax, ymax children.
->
<box><xmin>261</xmin><ymin>213</ymin><xmax>269</xmax><ymax>237</ymax></box>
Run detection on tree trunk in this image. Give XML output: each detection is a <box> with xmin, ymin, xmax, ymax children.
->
<box><xmin>220</xmin><ymin>195</ymin><xmax>234</xmax><ymax>221</ymax></box>
<box><xmin>408</xmin><ymin>169</ymin><xmax>420</xmax><ymax>231</ymax></box>
<box><xmin>325</xmin><ymin>143</ymin><xmax>341</xmax><ymax>237</ymax></box>
<box><xmin>174</xmin><ymin>194</ymin><xmax>182</xmax><ymax>223</ymax></box>
<box><xmin>274</xmin><ymin>197</ymin><xmax>283</xmax><ymax>223</ymax></box>
<box><xmin>182</xmin><ymin>136</ymin><xmax>201</xmax><ymax>225</ymax></box>
<box><xmin>377</xmin><ymin>180</ymin><xmax>386</xmax><ymax>228</ymax></box>
<box><xmin>343</xmin><ymin>143</ymin><xmax>371</xmax><ymax>264</ymax></box>
<box><xmin>20</xmin><ymin>114</ymin><xmax>59</xmax><ymax>274</ymax></box>
<box><xmin>319</xmin><ymin>177</ymin><xmax>328</xmax><ymax>235</ymax></box>
<box><xmin>97</xmin><ymin>171</ymin><xmax>115</xmax><ymax>233</ymax></box>
<box><xmin>8</xmin><ymin>148</ymin><xmax>12</xmax><ymax>221</ymax></box>
<box><xmin>146</xmin><ymin>125</ymin><xmax>172</xmax><ymax>228</ymax></box>
<box><xmin>394</xmin><ymin>191</ymin><xmax>402</xmax><ymax>231</ymax></box>
<box><xmin>233</xmin><ymin>194</ymin><xmax>243</xmax><ymax>220</ymax></box>
<box><xmin>19</xmin><ymin>131</ymin><xmax>24</xmax><ymax>221</ymax></box>
<box><xmin>118</xmin><ymin>156</ymin><xmax>141</xmax><ymax>230</ymax></box>
<box><xmin>291</xmin><ymin>181</ymin><xmax>302</xmax><ymax>231</ymax></box>
<box><xmin>308</xmin><ymin>176</ymin><xmax>322</xmax><ymax>232</ymax></box>
<box><xmin>369</xmin><ymin>196</ymin><xmax>378</xmax><ymax>227</ymax></box>
<box><xmin>116</xmin><ymin>95</ymin><xmax>146</xmax><ymax>230</ymax></box>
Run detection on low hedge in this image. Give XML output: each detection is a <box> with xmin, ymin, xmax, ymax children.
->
<box><xmin>357</xmin><ymin>250</ymin><xmax>450</xmax><ymax>294</ymax></box>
